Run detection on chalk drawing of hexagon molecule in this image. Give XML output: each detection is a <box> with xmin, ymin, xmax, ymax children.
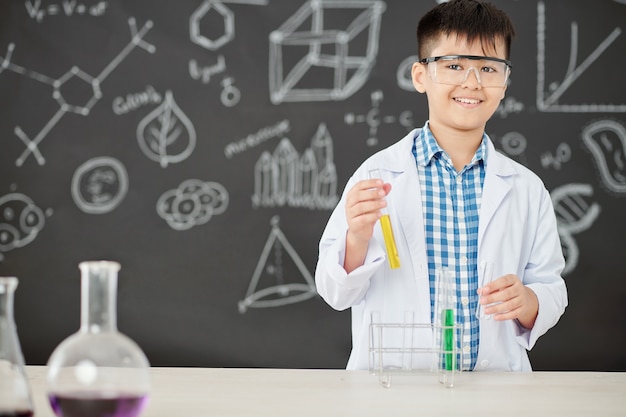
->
<box><xmin>269</xmin><ymin>0</ymin><xmax>386</xmax><ymax>104</ymax></box>
<box><xmin>190</xmin><ymin>0</ymin><xmax>235</xmax><ymax>51</ymax></box>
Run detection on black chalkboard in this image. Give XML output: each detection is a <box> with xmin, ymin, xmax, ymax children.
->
<box><xmin>1</xmin><ymin>0</ymin><xmax>625</xmax><ymax>371</ymax></box>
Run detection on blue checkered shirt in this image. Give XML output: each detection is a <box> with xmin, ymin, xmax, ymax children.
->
<box><xmin>413</xmin><ymin>123</ymin><xmax>486</xmax><ymax>371</ymax></box>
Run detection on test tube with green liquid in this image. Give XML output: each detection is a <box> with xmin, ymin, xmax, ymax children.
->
<box><xmin>437</xmin><ymin>268</ymin><xmax>456</xmax><ymax>387</ymax></box>
<box><xmin>369</xmin><ymin>169</ymin><xmax>400</xmax><ymax>269</ymax></box>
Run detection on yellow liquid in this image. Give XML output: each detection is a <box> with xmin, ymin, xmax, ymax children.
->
<box><xmin>379</xmin><ymin>214</ymin><xmax>400</xmax><ymax>269</ymax></box>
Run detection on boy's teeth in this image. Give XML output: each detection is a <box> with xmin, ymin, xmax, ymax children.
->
<box><xmin>456</xmin><ymin>97</ymin><xmax>479</xmax><ymax>104</ymax></box>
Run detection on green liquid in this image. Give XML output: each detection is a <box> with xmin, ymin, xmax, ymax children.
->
<box><xmin>443</xmin><ymin>308</ymin><xmax>455</xmax><ymax>371</ymax></box>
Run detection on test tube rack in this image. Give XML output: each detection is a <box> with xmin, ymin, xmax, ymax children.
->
<box><xmin>368</xmin><ymin>319</ymin><xmax>464</xmax><ymax>388</ymax></box>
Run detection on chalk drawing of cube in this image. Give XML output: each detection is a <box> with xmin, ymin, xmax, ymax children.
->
<box><xmin>269</xmin><ymin>0</ymin><xmax>386</xmax><ymax>104</ymax></box>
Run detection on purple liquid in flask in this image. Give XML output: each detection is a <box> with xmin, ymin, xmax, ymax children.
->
<box><xmin>48</xmin><ymin>392</ymin><xmax>148</xmax><ymax>417</ymax></box>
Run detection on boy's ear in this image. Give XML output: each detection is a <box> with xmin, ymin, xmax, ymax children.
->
<box><xmin>411</xmin><ymin>62</ymin><xmax>427</xmax><ymax>93</ymax></box>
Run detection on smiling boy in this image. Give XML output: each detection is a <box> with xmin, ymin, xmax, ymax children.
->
<box><xmin>315</xmin><ymin>0</ymin><xmax>567</xmax><ymax>371</ymax></box>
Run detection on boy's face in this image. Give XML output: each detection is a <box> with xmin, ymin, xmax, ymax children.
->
<box><xmin>411</xmin><ymin>33</ymin><xmax>508</xmax><ymax>137</ymax></box>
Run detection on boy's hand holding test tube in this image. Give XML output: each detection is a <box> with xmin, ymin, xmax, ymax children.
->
<box><xmin>343</xmin><ymin>169</ymin><xmax>400</xmax><ymax>273</ymax></box>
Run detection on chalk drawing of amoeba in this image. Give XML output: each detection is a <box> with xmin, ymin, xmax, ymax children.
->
<box><xmin>0</xmin><ymin>193</ymin><xmax>46</xmax><ymax>256</ymax></box>
<box><xmin>156</xmin><ymin>179</ymin><xmax>229</xmax><ymax>231</ymax></box>
<box><xmin>71</xmin><ymin>157</ymin><xmax>129</xmax><ymax>214</ymax></box>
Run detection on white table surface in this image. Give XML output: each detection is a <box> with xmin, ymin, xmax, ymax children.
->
<box><xmin>25</xmin><ymin>366</ymin><xmax>626</xmax><ymax>417</ymax></box>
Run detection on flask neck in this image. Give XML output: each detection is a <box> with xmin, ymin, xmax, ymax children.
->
<box><xmin>79</xmin><ymin>261</ymin><xmax>120</xmax><ymax>333</ymax></box>
<box><xmin>0</xmin><ymin>277</ymin><xmax>17</xmax><ymax>323</ymax></box>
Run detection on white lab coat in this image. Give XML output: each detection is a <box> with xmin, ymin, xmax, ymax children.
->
<box><xmin>315</xmin><ymin>128</ymin><xmax>568</xmax><ymax>371</ymax></box>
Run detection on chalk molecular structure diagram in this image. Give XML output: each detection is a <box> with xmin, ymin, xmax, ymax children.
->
<box><xmin>344</xmin><ymin>90</ymin><xmax>413</xmax><ymax>146</ymax></box>
<box><xmin>0</xmin><ymin>17</ymin><xmax>156</xmax><ymax>167</ymax></box>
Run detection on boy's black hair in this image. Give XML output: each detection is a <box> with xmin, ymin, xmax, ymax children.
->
<box><xmin>417</xmin><ymin>0</ymin><xmax>515</xmax><ymax>59</ymax></box>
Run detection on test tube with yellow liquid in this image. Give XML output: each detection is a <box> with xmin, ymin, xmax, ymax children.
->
<box><xmin>369</xmin><ymin>169</ymin><xmax>400</xmax><ymax>269</ymax></box>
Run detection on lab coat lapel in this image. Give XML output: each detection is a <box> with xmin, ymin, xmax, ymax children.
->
<box><xmin>479</xmin><ymin>141</ymin><xmax>515</xmax><ymax>243</ymax></box>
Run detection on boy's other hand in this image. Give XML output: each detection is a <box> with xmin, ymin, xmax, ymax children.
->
<box><xmin>478</xmin><ymin>274</ymin><xmax>539</xmax><ymax>329</ymax></box>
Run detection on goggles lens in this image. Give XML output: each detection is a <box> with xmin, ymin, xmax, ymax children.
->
<box><xmin>421</xmin><ymin>55</ymin><xmax>511</xmax><ymax>88</ymax></box>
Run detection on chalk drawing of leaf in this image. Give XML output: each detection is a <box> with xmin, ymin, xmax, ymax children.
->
<box><xmin>136</xmin><ymin>90</ymin><xmax>196</xmax><ymax>168</ymax></box>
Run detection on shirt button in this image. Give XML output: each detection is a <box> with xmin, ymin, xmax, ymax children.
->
<box><xmin>461</xmin><ymin>297</ymin><xmax>469</xmax><ymax>306</ymax></box>
<box><xmin>480</xmin><ymin>360</ymin><xmax>490</xmax><ymax>368</ymax></box>
<box><xmin>463</xmin><ymin>345</ymin><xmax>471</xmax><ymax>354</ymax></box>
<box><xmin>456</xmin><ymin>176</ymin><xmax>462</xmax><ymax>184</ymax></box>
<box><xmin>460</xmin><ymin>256</ymin><xmax>468</xmax><ymax>265</ymax></box>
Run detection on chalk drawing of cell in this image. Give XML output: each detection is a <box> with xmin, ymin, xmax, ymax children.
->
<box><xmin>157</xmin><ymin>179</ymin><xmax>229</xmax><ymax>231</ymax></box>
<box><xmin>136</xmin><ymin>90</ymin><xmax>196</xmax><ymax>168</ymax></box>
<box><xmin>550</xmin><ymin>183</ymin><xmax>601</xmax><ymax>276</ymax></box>
<box><xmin>0</xmin><ymin>18</ymin><xmax>155</xmax><ymax>166</ymax></box>
<box><xmin>582</xmin><ymin>120</ymin><xmax>626</xmax><ymax>194</ymax></box>
<box><xmin>71</xmin><ymin>156</ymin><xmax>129</xmax><ymax>214</ymax></box>
<box><xmin>238</xmin><ymin>216</ymin><xmax>317</xmax><ymax>313</ymax></box>
<box><xmin>537</xmin><ymin>1</ymin><xmax>625</xmax><ymax>112</ymax></box>
<box><xmin>269</xmin><ymin>0</ymin><xmax>386</xmax><ymax>104</ymax></box>
<box><xmin>0</xmin><ymin>193</ymin><xmax>46</xmax><ymax>261</ymax></box>
<box><xmin>252</xmin><ymin>123</ymin><xmax>338</xmax><ymax>210</ymax></box>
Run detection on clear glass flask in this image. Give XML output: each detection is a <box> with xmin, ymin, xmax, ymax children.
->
<box><xmin>46</xmin><ymin>261</ymin><xmax>150</xmax><ymax>417</ymax></box>
<box><xmin>0</xmin><ymin>277</ymin><xmax>34</xmax><ymax>417</ymax></box>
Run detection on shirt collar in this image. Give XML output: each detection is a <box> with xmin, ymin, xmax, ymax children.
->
<box><xmin>414</xmin><ymin>121</ymin><xmax>488</xmax><ymax>168</ymax></box>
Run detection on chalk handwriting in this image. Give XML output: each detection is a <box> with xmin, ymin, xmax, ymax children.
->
<box><xmin>540</xmin><ymin>143</ymin><xmax>572</xmax><ymax>170</ymax></box>
<box><xmin>224</xmin><ymin>119</ymin><xmax>290</xmax><ymax>159</ymax></box>
<box><xmin>494</xmin><ymin>97</ymin><xmax>525</xmax><ymax>118</ymax></box>
<box><xmin>25</xmin><ymin>0</ymin><xmax>108</xmax><ymax>22</ymax></box>
<box><xmin>112</xmin><ymin>85</ymin><xmax>162</xmax><ymax>115</ymax></box>
<box><xmin>189</xmin><ymin>56</ymin><xmax>227</xmax><ymax>84</ymax></box>
<box><xmin>345</xmin><ymin>90</ymin><xmax>414</xmax><ymax>146</ymax></box>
